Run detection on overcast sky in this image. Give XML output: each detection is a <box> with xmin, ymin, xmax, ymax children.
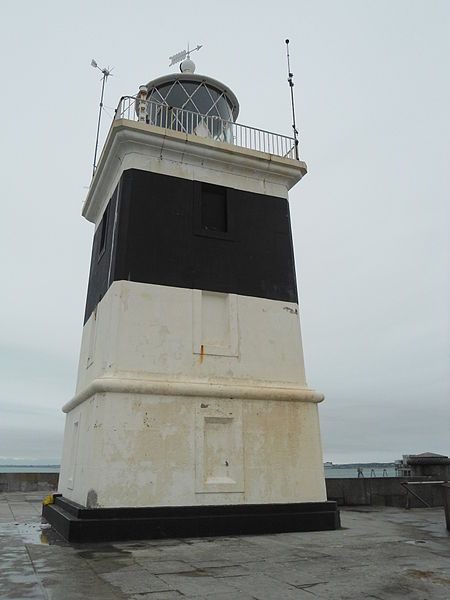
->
<box><xmin>0</xmin><ymin>0</ymin><xmax>448</xmax><ymax>464</ymax></box>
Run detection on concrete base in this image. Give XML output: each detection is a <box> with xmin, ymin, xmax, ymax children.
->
<box><xmin>43</xmin><ymin>495</ymin><xmax>340</xmax><ymax>542</ymax></box>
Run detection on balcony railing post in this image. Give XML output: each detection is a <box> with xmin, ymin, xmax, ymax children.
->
<box><xmin>137</xmin><ymin>86</ymin><xmax>148</xmax><ymax>123</ymax></box>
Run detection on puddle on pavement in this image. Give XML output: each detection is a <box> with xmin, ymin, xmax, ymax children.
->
<box><xmin>178</xmin><ymin>570</ymin><xmax>208</xmax><ymax>578</ymax></box>
<box><xmin>0</xmin><ymin>521</ymin><xmax>67</xmax><ymax>546</ymax></box>
<box><xmin>77</xmin><ymin>546</ymin><xmax>132</xmax><ymax>559</ymax></box>
<box><xmin>416</xmin><ymin>521</ymin><xmax>450</xmax><ymax>539</ymax></box>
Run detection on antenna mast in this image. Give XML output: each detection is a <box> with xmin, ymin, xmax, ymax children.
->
<box><xmin>91</xmin><ymin>59</ymin><xmax>112</xmax><ymax>177</ymax></box>
<box><xmin>285</xmin><ymin>40</ymin><xmax>299</xmax><ymax>160</ymax></box>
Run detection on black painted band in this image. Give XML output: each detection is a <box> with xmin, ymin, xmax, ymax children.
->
<box><xmin>43</xmin><ymin>496</ymin><xmax>340</xmax><ymax>542</ymax></box>
<box><xmin>84</xmin><ymin>169</ymin><xmax>298</xmax><ymax>323</ymax></box>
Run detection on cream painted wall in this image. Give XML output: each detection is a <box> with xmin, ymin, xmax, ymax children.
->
<box><xmin>75</xmin><ymin>281</ymin><xmax>308</xmax><ymax>395</ymax></box>
<box><xmin>58</xmin><ymin>281</ymin><xmax>326</xmax><ymax>508</ymax></box>
<box><xmin>58</xmin><ymin>393</ymin><xmax>326</xmax><ymax>508</ymax></box>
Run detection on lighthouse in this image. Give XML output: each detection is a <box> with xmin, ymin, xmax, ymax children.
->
<box><xmin>44</xmin><ymin>52</ymin><xmax>339</xmax><ymax>541</ymax></box>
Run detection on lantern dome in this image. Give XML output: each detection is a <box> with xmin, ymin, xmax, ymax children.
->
<box><xmin>138</xmin><ymin>65</ymin><xmax>239</xmax><ymax>142</ymax></box>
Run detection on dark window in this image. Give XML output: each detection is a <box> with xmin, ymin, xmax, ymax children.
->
<box><xmin>99</xmin><ymin>208</ymin><xmax>108</xmax><ymax>256</ymax></box>
<box><xmin>201</xmin><ymin>183</ymin><xmax>227</xmax><ymax>233</ymax></box>
<box><xmin>193</xmin><ymin>181</ymin><xmax>233</xmax><ymax>241</ymax></box>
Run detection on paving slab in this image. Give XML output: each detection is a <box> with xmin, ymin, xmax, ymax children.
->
<box><xmin>100</xmin><ymin>566</ymin><xmax>174</xmax><ymax>595</ymax></box>
<box><xmin>0</xmin><ymin>491</ymin><xmax>449</xmax><ymax>599</ymax></box>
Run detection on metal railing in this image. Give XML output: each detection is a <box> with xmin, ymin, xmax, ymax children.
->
<box><xmin>114</xmin><ymin>96</ymin><xmax>298</xmax><ymax>160</ymax></box>
<box><xmin>401</xmin><ymin>480</ymin><xmax>446</xmax><ymax>509</ymax></box>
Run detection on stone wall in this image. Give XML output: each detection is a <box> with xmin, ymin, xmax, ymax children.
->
<box><xmin>0</xmin><ymin>473</ymin><xmax>59</xmax><ymax>493</ymax></box>
<box><xmin>326</xmin><ymin>477</ymin><xmax>446</xmax><ymax>508</ymax></box>
<box><xmin>1</xmin><ymin>473</ymin><xmax>446</xmax><ymax>511</ymax></box>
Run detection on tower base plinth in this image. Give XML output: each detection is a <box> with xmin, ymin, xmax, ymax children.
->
<box><xmin>43</xmin><ymin>496</ymin><xmax>340</xmax><ymax>543</ymax></box>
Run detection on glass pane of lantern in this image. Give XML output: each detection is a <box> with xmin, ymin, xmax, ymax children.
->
<box><xmin>153</xmin><ymin>83</ymin><xmax>171</xmax><ymax>102</ymax></box>
<box><xmin>216</xmin><ymin>96</ymin><xmax>233</xmax><ymax>121</ymax></box>
<box><xmin>179</xmin><ymin>81</ymin><xmax>201</xmax><ymax>98</ymax></box>
<box><xmin>164</xmin><ymin>82</ymin><xmax>189</xmax><ymax>108</ymax></box>
<box><xmin>191</xmin><ymin>86</ymin><xmax>215</xmax><ymax>116</ymax></box>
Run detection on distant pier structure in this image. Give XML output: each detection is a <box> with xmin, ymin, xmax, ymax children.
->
<box><xmin>44</xmin><ymin>50</ymin><xmax>339</xmax><ymax>541</ymax></box>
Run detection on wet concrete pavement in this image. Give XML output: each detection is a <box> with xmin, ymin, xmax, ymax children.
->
<box><xmin>1</xmin><ymin>491</ymin><xmax>449</xmax><ymax>599</ymax></box>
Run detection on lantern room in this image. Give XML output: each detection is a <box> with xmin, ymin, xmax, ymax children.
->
<box><xmin>138</xmin><ymin>57</ymin><xmax>239</xmax><ymax>141</ymax></box>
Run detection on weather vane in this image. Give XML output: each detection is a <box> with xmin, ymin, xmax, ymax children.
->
<box><xmin>91</xmin><ymin>59</ymin><xmax>113</xmax><ymax>177</ymax></box>
<box><xmin>169</xmin><ymin>44</ymin><xmax>203</xmax><ymax>67</ymax></box>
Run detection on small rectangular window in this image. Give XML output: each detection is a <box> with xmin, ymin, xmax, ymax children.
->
<box><xmin>193</xmin><ymin>182</ymin><xmax>232</xmax><ymax>240</ymax></box>
<box><xmin>99</xmin><ymin>208</ymin><xmax>108</xmax><ymax>256</ymax></box>
<box><xmin>201</xmin><ymin>183</ymin><xmax>227</xmax><ymax>233</ymax></box>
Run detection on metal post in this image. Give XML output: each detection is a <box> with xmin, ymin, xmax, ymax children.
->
<box><xmin>285</xmin><ymin>39</ymin><xmax>299</xmax><ymax>160</ymax></box>
<box><xmin>92</xmin><ymin>64</ymin><xmax>112</xmax><ymax>177</ymax></box>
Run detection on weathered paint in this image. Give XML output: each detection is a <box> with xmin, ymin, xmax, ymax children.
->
<box><xmin>59</xmin><ymin>393</ymin><xmax>326</xmax><ymax>508</ymax></box>
<box><xmin>58</xmin><ymin>281</ymin><xmax>326</xmax><ymax>508</ymax></box>
<box><xmin>73</xmin><ymin>282</ymin><xmax>308</xmax><ymax>397</ymax></box>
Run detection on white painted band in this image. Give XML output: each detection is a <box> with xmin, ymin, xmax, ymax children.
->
<box><xmin>62</xmin><ymin>377</ymin><xmax>324</xmax><ymax>413</ymax></box>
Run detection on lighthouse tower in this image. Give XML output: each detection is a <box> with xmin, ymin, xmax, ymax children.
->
<box><xmin>44</xmin><ymin>54</ymin><xmax>339</xmax><ymax>541</ymax></box>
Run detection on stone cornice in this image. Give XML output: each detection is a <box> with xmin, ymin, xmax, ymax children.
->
<box><xmin>83</xmin><ymin>120</ymin><xmax>307</xmax><ymax>224</ymax></box>
<box><xmin>63</xmin><ymin>375</ymin><xmax>323</xmax><ymax>413</ymax></box>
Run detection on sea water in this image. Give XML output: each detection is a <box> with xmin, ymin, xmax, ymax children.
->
<box><xmin>324</xmin><ymin>466</ymin><xmax>396</xmax><ymax>478</ymax></box>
